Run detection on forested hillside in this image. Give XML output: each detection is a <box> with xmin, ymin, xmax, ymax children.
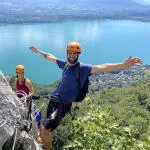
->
<box><xmin>51</xmin><ymin>77</ymin><xmax>150</xmax><ymax>149</ymax></box>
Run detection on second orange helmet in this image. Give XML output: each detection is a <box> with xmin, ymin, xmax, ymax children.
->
<box><xmin>16</xmin><ymin>65</ymin><xmax>25</xmax><ymax>73</ymax></box>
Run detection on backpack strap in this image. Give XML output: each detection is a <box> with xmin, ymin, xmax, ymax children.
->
<box><xmin>73</xmin><ymin>63</ymin><xmax>80</xmax><ymax>120</ymax></box>
<box><xmin>75</xmin><ymin>63</ymin><xmax>80</xmax><ymax>100</ymax></box>
<box><xmin>63</xmin><ymin>62</ymin><xmax>81</xmax><ymax>120</ymax></box>
<box><xmin>63</xmin><ymin>62</ymin><xmax>81</xmax><ymax>100</ymax></box>
<box><xmin>63</xmin><ymin>62</ymin><xmax>70</xmax><ymax>70</ymax></box>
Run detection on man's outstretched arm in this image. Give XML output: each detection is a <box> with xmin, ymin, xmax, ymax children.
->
<box><xmin>29</xmin><ymin>46</ymin><xmax>57</xmax><ymax>64</ymax></box>
<box><xmin>91</xmin><ymin>56</ymin><xmax>143</xmax><ymax>74</ymax></box>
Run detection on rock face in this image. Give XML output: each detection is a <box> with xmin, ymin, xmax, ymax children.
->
<box><xmin>0</xmin><ymin>71</ymin><xmax>41</xmax><ymax>150</ymax></box>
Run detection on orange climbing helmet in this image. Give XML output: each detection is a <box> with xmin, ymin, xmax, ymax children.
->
<box><xmin>66</xmin><ymin>42</ymin><xmax>81</xmax><ymax>53</ymax></box>
<box><xmin>16</xmin><ymin>65</ymin><xmax>25</xmax><ymax>73</ymax></box>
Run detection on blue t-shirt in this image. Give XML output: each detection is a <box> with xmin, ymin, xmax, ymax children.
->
<box><xmin>50</xmin><ymin>59</ymin><xmax>92</xmax><ymax>102</ymax></box>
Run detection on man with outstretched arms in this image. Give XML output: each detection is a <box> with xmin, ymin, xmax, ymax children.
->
<box><xmin>29</xmin><ymin>42</ymin><xmax>142</xmax><ymax>150</ymax></box>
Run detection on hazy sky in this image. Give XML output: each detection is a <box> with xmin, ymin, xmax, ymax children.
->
<box><xmin>2</xmin><ymin>0</ymin><xmax>150</xmax><ymax>6</ymax></box>
<box><xmin>134</xmin><ymin>0</ymin><xmax>150</xmax><ymax>5</ymax></box>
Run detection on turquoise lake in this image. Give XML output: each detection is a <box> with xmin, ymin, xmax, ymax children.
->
<box><xmin>0</xmin><ymin>20</ymin><xmax>150</xmax><ymax>84</ymax></box>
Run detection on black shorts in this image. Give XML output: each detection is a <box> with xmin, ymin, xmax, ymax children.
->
<box><xmin>44</xmin><ymin>99</ymin><xmax>72</xmax><ymax>131</ymax></box>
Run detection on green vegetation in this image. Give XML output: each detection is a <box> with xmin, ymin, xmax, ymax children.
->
<box><xmin>9</xmin><ymin>74</ymin><xmax>150</xmax><ymax>149</ymax></box>
<box><xmin>52</xmin><ymin>77</ymin><xmax>150</xmax><ymax>149</ymax></box>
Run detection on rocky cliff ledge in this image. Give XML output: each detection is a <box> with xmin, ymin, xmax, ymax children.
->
<box><xmin>0</xmin><ymin>71</ymin><xmax>41</xmax><ymax>150</ymax></box>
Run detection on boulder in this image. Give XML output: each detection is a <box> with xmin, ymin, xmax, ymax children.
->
<box><xmin>0</xmin><ymin>71</ymin><xmax>42</xmax><ymax>150</ymax></box>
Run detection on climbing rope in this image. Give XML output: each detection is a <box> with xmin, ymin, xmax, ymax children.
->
<box><xmin>12</xmin><ymin>121</ymin><xmax>20</xmax><ymax>150</ymax></box>
<box><xmin>11</xmin><ymin>91</ymin><xmax>48</xmax><ymax>150</ymax></box>
<box><xmin>28</xmin><ymin>103</ymin><xmax>46</xmax><ymax>125</ymax></box>
<box><xmin>15</xmin><ymin>90</ymin><xmax>28</xmax><ymax>105</ymax></box>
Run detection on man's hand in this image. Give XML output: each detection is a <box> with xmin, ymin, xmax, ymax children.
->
<box><xmin>123</xmin><ymin>56</ymin><xmax>143</xmax><ymax>68</ymax></box>
<box><xmin>29</xmin><ymin>46</ymin><xmax>39</xmax><ymax>53</ymax></box>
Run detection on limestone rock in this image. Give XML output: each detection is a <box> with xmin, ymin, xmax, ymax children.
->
<box><xmin>0</xmin><ymin>71</ymin><xmax>41</xmax><ymax>150</ymax></box>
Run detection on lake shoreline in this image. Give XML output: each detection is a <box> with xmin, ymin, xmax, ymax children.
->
<box><xmin>1</xmin><ymin>17</ymin><xmax>150</xmax><ymax>25</ymax></box>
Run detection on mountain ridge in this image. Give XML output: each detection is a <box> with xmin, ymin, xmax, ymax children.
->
<box><xmin>2</xmin><ymin>0</ymin><xmax>150</xmax><ymax>8</ymax></box>
<box><xmin>1</xmin><ymin>0</ymin><xmax>150</xmax><ymax>23</ymax></box>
